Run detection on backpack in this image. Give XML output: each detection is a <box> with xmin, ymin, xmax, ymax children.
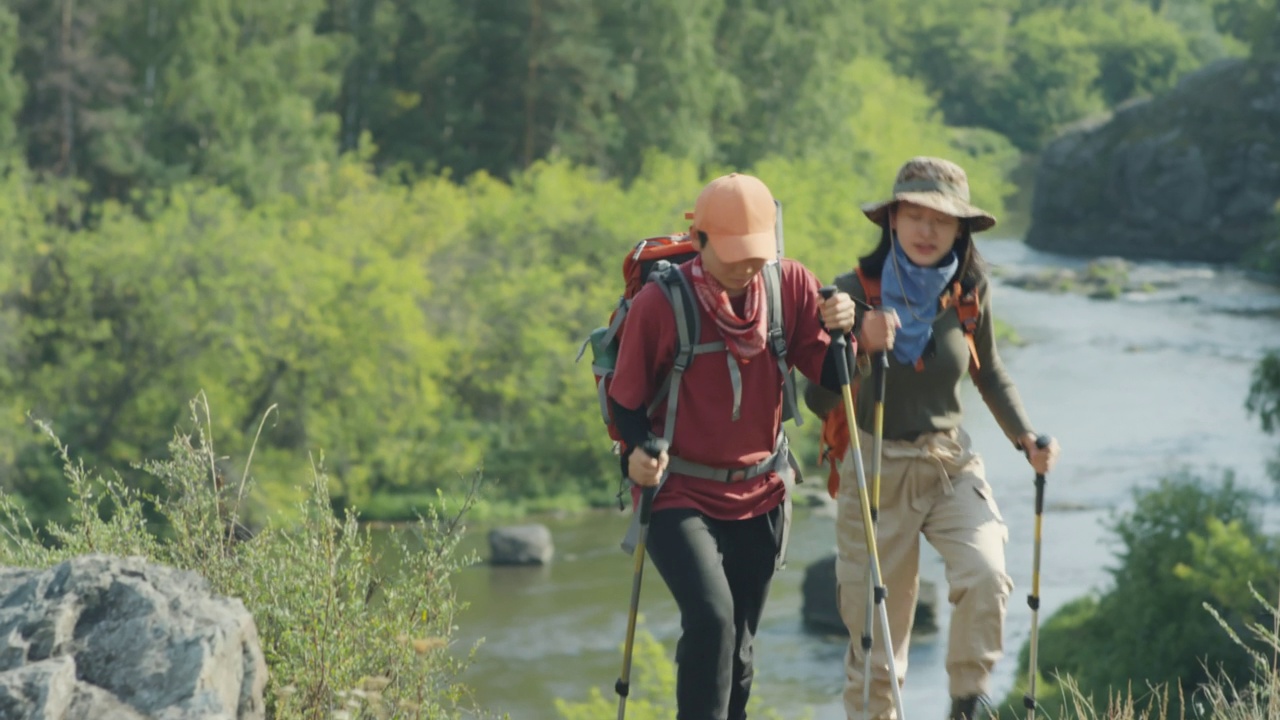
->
<box><xmin>815</xmin><ymin>267</ymin><xmax>981</xmax><ymax>498</ymax></box>
<box><xmin>577</xmin><ymin>202</ymin><xmax>802</xmax><ymax>459</ymax></box>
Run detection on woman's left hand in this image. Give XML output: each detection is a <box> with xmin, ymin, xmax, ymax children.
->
<box><xmin>1019</xmin><ymin>433</ymin><xmax>1060</xmax><ymax>475</ymax></box>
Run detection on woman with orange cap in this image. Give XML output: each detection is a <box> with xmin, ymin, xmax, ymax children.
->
<box><xmin>611</xmin><ymin>172</ymin><xmax>859</xmax><ymax>719</ymax></box>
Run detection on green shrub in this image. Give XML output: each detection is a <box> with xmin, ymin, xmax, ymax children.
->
<box><xmin>1001</xmin><ymin>472</ymin><xmax>1280</xmax><ymax>717</ymax></box>
<box><xmin>0</xmin><ymin>397</ymin><xmax>480</xmax><ymax>719</ymax></box>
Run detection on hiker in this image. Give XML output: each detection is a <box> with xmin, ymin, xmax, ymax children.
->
<box><xmin>804</xmin><ymin>156</ymin><xmax>1060</xmax><ymax>720</ymax></box>
<box><xmin>608</xmin><ymin>172</ymin><xmax>859</xmax><ymax>719</ymax></box>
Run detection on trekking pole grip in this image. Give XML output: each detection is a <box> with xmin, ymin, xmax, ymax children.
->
<box><xmin>637</xmin><ymin>439</ymin><xmax>668</xmax><ymax>524</ymax></box>
<box><xmin>819</xmin><ymin>286</ymin><xmax>851</xmax><ymax>385</ymax></box>
<box><xmin>1032</xmin><ymin>434</ymin><xmax>1051</xmax><ymax>512</ymax></box>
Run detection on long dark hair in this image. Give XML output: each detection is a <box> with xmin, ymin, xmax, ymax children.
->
<box><xmin>857</xmin><ymin>208</ymin><xmax>987</xmax><ymax>294</ymax></box>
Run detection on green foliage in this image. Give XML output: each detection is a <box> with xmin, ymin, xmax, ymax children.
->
<box><xmin>553</xmin><ymin>622</ymin><xmax>807</xmax><ymax>720</ymax></box>
<box><xmin>1003</xmin><ymin>588</ymin><xmax>1280</xmax><ymax>720</ymax></box>
<box><xmin>1004</xmin><ymin>472</ymin><xmax>1280</xmax><ymax>712</ymax></box>
<box><xmin>755</xmin><ymin>55</ymin><xmax>1018</xmax><ymax>278</ymax></box>
<box><xmin>1247</xmin><ymin>352</ymin><xmax>1280</xmax><ymax>434</ymax></box>
<box><xmin>0</xmin><ymin>0</ymin><xmax>1257</xmax><ymax>523</ymax></box>
<box><xmin>1088</xmin><ymin>2</ymin><xmax>1200</xmax><ymax>105</ymax></box>
<box><xmin>0</xmin><ymin>400</ymin><xmax>478</xmax><ymax>718</ymax></box>
<box><xmin>1207</xmin><ymin>0</ymin><xmax>1280</xmax><ymax>58</ymax></box>
<box><xmin>1</xmin><ymin>159</ymin><xmax>470</xmax><ymax>523</ymax></box>
<box><xmin>0</xmin><ymin>0</ymin><xmax>1249</xmax><ymax>192</ymax></box>
<box><xmin>0</xmin><ymin>6</ymin><xmax>21</xmax><ymax>154</ymax></box>
<box><xmin>996</xmin><ymin>9</ymin><xmax>1106</xmax><ymax>149</ymax></box>
<box><xmin>9</xmin><ymin>0</ymin><xmax>342</xmax><ymax>201</ymax></box>
<box><xmin>0</xmin><ymin>102</ymin><xmax>1018</xmax><ymax>520</ymax></box>
<box><xmin>872</xmin><ymin>0</ymin><xmax>1211</xmax><ymax>150</ymax></box>
<box><xmin>1246</xmin><ymin>350</ymin><xmax>1280</xmax><ymax>488</ymax></box>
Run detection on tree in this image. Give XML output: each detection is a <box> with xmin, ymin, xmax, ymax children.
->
<box><xmin>1246</xmin><ymin>350</ymin><xmax>1280</xmax><ymax>486</ymax></box>
<box><xmin>881</xmin><ymin>0</ymin><xmax>1018</xmax><ymax>133</ymax></box>
<box><xmin>127</xmin><ymin>0</ymin><xmax>343</xmax><ymax>201</ymax></box>
<box><xmin>595</xmin><ymin>0</ymin><xmax>726</xmax><ymax>179</ymax></box>
<box><xmin>1022</xmin><ymin>473</ymin><xmax>1279</xmax><ymax>714</ymax></box>
<box><xmin>993</xmin><ymin>9</ymin><xmax>1104</xmax><ymax>149</ymax></box>
<box><xmin>11</xmin><ymin>0</ymin><xmax>136</xmax><ymax>189</ymax></box>
<box><xmin>705</xmin><ymin>0</ymin><xmax>872</xmax><ymax>169</ymax></box>
<box><xmin>0</xmin><ymin>7</ymin><xmax>24</xmax><ymax>154</ymax></box>
<box><xmin>1208</xmin><ymin>0</ymin><xmax>1280</xmax><ymax>59</ymax></box>
<box><xmin>7</xmin><ymin>0</ymin><xmax>343</xmax><ymax>203</ymax></box>
<box><xmin>1083</xmin><ymin>2</ymin><xmax>1198</xmax><ymax>105</ymax></box>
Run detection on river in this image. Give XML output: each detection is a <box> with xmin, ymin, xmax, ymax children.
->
<box><xmin>447</xmin><ymin>239</ymin><xmax>1280</xmax><ymax>719</ymax></box>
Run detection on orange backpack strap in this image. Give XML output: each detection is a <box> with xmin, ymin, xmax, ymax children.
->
<box><xmin>815</xmin><ymin>267</ymin><xmax>868</xmax><ymax>498</ymax></box>
<box><xmin>854</xmin><ymin>266</ymin><xmax>880</xmax><ymax>308</ymax></box>
<box><xmin>817</xmin><ymin>397</ymin><xmax>852</xmax><ymax>499</ymax></box>
<box><xmin>943</xmin><ymin>282</ymin><xmax>982</xmax><ymax>375</ymax></box>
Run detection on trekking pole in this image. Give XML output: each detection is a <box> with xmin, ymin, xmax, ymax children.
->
<box><xmin>861</xmin><ymin>347</ymin><xmax>889</xmax><ymax>716</ymax></box>
<box><xmin>1023</xmin><ymin>434</ymin><xmax>1052</xmax><ymax>720</ymax></box>
<box><xmin>821</xmin><ymin>287</ymin><xmax>907</xmax><ymax>720</ymax></box>
<box><xmin>616</xmin><ymin>438</ymin><xmax>669</xmax><ymax>720</ymax></box>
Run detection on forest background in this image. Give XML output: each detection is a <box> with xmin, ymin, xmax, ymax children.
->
<box><xmin>0</xmin><ymin>0</ymin><xmax>1276</xmax><ymax>528</ymax></box>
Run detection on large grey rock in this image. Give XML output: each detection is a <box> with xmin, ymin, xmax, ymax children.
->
<box><xmin>801</xmin><ymin>553</ymin><xmax>938</xmax><ymax>640</ymax></box>
<box><xmin>1027</xmin><ymin>58</ymin><xmax>1280</xmax><ymax>263</ymax></box>
<box><xmin>0</xmin><ymin>554</ymin><xmax>267</xmax><ymax>720</ymax></box>
<box><xmin>488</xmin><ymin>524</ymin><xmax>554</xmax><ymax>565</ymax></box>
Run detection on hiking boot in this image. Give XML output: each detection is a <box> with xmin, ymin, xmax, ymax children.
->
<box><xmin>949</xmin><ymin>695</ymin><xmax>989</xmax><ymax>720</ymax></box>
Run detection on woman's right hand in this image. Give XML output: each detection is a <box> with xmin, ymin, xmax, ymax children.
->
<box><xmin>627</xmin><ymin>445</ymin><xmax>668</xmax><ymax>487</ymax></box>
<box><xmin>857</xmin><ymin>309</ymin><xmax>901</xmax><ymax>352</ymax></box>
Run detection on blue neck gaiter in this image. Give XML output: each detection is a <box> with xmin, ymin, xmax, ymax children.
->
<box><xmin>880</xmin><ymin>233</ymin><xmax>959</xmax><ymax>365</ymax></box>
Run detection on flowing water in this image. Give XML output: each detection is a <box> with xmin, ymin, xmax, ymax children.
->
<box><xmin>445</xmin><ymin>239</ymin><xmax>1280</xmax><ymax>719</ymax></box>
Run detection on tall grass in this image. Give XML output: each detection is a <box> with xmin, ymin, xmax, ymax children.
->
<box><xmin>0</xmin><ymin>395</ymin><xmax>481</xmax><ymax>719</ymax></box>
<box><xmin>1002</xmin><ymin>585</ymin><xmax>1280</xmax><ymax>720</ymax></box>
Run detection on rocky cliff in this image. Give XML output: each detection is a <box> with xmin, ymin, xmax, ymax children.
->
<box><xmin>1026</xmin><ymin>58</ymin><xmax>1280</xmax><ymax>264</ymax></box>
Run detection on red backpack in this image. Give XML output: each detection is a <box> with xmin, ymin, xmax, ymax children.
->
<box><xmin>578</xmin><ymin>233</ymin><xmax>700</xmax><ymax>446</ymax></box>
<box><xmin>815</xmin><ymin>267</ymin><xmax>981</xmax><ymax>497</ymax></box>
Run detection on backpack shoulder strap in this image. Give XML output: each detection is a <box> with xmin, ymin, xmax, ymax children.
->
<box><xmin>945</xmin><ymin>281</ymin><xmax>982</xmax><ymax>375</ymax></box>
<box><xmin>854</xmin><ymin>266</ymin><xmax>880</xmax><ymax>307</ymax></box>
<box><xmin>763</xmin><ymin>260</ymin><xmax>802</xmax><ymax>426</ymax></box>
<box><xmin>650</xmin><ymin>262</ymin><xmax>725</xmax><ymax>439</ymax></box>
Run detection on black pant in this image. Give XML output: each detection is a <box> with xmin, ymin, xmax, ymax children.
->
<box><xmin>646</xmin><ymin>505</ymin><xmax>782</xmax><ymax>720</ymax></box>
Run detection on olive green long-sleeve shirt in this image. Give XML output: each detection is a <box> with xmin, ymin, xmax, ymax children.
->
<box><xmin>804</xmin><ymin>270</ymin><xmax>1034</xmax><ymax>443</ymax></box>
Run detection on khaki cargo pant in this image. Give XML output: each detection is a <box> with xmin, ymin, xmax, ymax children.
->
<box><xmin>835</xmin><ymin>428</ymin><xmax>1013</xmax><ymax>720</ymax></box>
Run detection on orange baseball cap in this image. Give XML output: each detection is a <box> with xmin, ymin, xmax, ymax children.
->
<box><xmin>688</xmin><ymin>173</ymin><xmax>777</xmax><ymax>263</ymax></box>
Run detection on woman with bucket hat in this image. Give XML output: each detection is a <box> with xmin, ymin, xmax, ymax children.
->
<box><xmin>804</xmin><ymin>156</ymin><xmax>1060</xmax><ymax>720</ymax></box>
<box><xmin>609</xmin><ymin>172</ymin><xmax>860</xmax><ymax>719</ymax></box>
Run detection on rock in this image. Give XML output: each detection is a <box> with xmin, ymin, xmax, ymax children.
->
<box><xmin>1027</xmin><ymin>58</ymin><xmax>1280</xmax><ymax>263</ymax></box>
<box><xmin>1001</xmin><ymin>255</ymin><xmax>1182</xmax><ymax>299</ymax></box>
<box><xmin>489</xmin><ymin>524</ymin><xmax>554</xmax><ymax>565</ymax></box>
<box><xmin>801</xmin><ymin>553</ymin><xmax>938</xmax><ymax>640</ymax></box>
<box><xmin>0</xmin><ymin>554</ymin><xmax>267</xmax><ymax>720</ymax></box>
<box><xmin>791</xmin><ymin>485</ymin><xmax>838</xmax><ymax>518</ymax></box>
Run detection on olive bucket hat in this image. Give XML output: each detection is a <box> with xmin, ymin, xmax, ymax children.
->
<box><xmin>861</xmin><ymin>156</ymin><xmax>997</xmax><ymax>232</ymax></box>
